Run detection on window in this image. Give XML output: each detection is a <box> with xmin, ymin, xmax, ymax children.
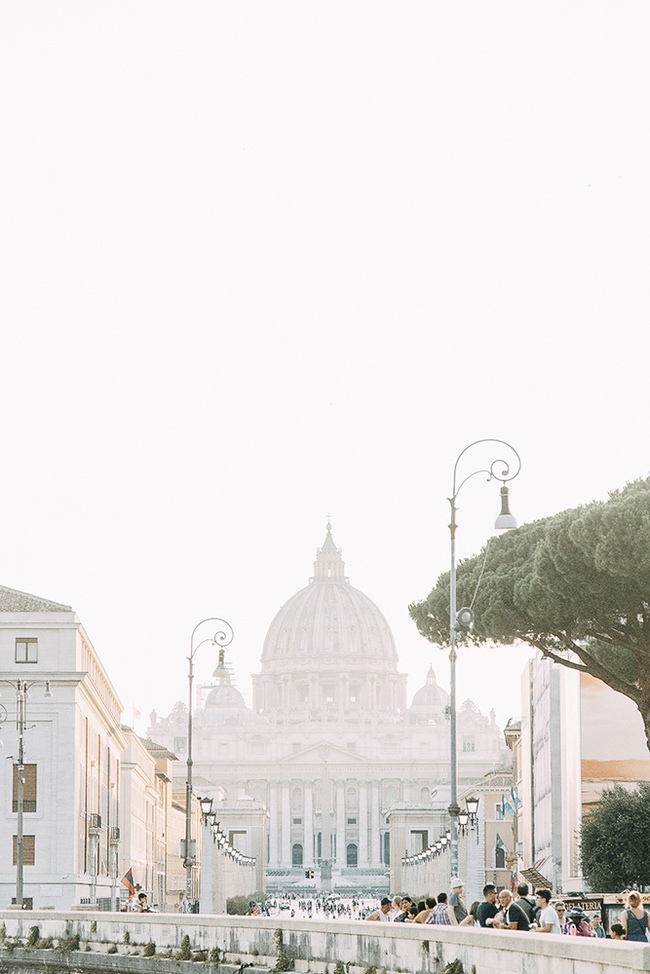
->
<box><xmin>292</xmin><ymin>818</ymin><xmax>302</xmax><ymax>825</ymax></box>
<box><xmin>347</xmin><ymin>818</ymin><xmax>357</xmax><ymax>825</ymax></box>
<box><xmin>462</xmin><ymin>736</ymin><xmax>475</xmax><ymax>753</ymax></box>
<box><xmin>173</xmin><ymin>737</ymin><xmax>186</xmax><ymax>754</ymax></box>
<box><xmin>292</xmin><ymin>843</ymin><xmax>303</xmax><ymax>867</ymax></box>
<box><xmin>15</xmin><ymin>638</ymin><xmax>38</xmax><ymax>664</ymax></box>
<box><xmin>12</xmin><ymin>835</ymin><xmax>35</xmax><ymax>866</ymax></box>
<box><xmin>346</xmin><ymin>843</ymin><xmax>358</xmax><ymax>867</ymax></box>
<box><xmin>13</xmin><ymin>764</ymin><xmax>37</xmax><ymax>813</ymax></box>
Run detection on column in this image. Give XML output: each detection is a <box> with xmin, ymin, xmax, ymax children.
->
<box><xmin>269</xmin><ymin>782</ymin><xmax>279</xmax><ymax>867</ymax></box>
<box><xmin>304</xmin><ymin>784</ymin><xmax>314</xmax><ymax>867</ymax></box>
<box><xmin>281</xmin><ymin>781</ymin><xmax>291</xmax><ymax>867</ymax></box>
<box><xmin>358</xmin><ymin>782</ymin><xmax>368</xmax><ymax>867</ymax></box>
<box><xmin>370</xmin><ymin>780</ymin><xmax>381</xmax><ymax>867</ymax></box>
<box><xmin>336</xmin><ymin>781</ymin><xmax>345</xmax><ymax>868</ymax></box>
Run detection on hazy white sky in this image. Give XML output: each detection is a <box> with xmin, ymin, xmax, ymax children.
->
<box><xmin>1</xmin><ymin>2</ymin><xmax>649</xmax><ymax>732</ymax></box>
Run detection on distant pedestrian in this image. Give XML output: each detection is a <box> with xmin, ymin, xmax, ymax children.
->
<box><xmin>610</xmin><ymin>922</ymin><xmax>626</xmax><ymax>940</ymax></box>
<box><xmin>534</xmin><ymin>889</ymin><xmax>560</xmax><ymax>934</ymax></box>
<box><xmin>448</xmin><ymin>878</ymin><xmax>468</xmax><ymax>924</ymax></box>
<box><xmin>426</xmin><ymin>892</ymin><xmax>452</xmax><ymax>925</ymax></box>
<box><xmin>514</xmin><ymin>883</ymin><xmax>536</xmax><ymax>924</ymax></box>
<box><xmin>493</xmin><ymin>889</ymin><xmax>530</xmax><ymax>931</ymax></box>
<box><xmin>591</xmin><ymin>914</ymin><xmax>606</xmax><ymax>938</ymax></box>
<box><xmin>414</xmin><ymin>897</ymin><xmax>436</xmax><ymax>923</ymax></box>
<box><xmin>620</xmin><ymin>891</ymin><xmax>649</xmax><ymax>942</ymax></box>
<box><xmin>477</xmin><ymin>884</ymin><xmax>499</xmax><ymax>928</ymax></box>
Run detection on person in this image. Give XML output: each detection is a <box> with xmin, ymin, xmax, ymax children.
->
<box><xmin>566</xmin><ymin>907</ymin><xmax>594</xmax><ymax>937</ymax></box>
<box><xmin>414</xmin><ymin>897</ymin><xmax>436</xmax><ymax>923</ymax></box>
<box><xmin>534</xmin><ymin>889</ymin><xmax>560</xmax><ymax>934</ymax></box>
<box><xmin>247</xmin><ymin>901</ymin><xmax>260</xmax><ymax>916</ymax></box>
<box><xmin>426</xmin><ymin>892</ymin><xmax>452</xmax><ymax>925</ymax></box>
<box><xmin>554</xmin><ymin>901</ymin><xmax>568</xmax><ymax>934</ymax></box>
<box><xmin>477</xmin><ymin>884</ymin><xmax>499</xmax><ymax>928</ymax></box>
<box><xmin>493</xmin><ymin>889</ymin><xmax>530</xmax><ymax>931</ymax></box>
<box><xmin>610</xmin><ymin>922</ymin><xmax>626</xmax><ymax>940</ymax></box>
<box><xmin>514</xmin><ymin>883</ymin><xmax>536</xmax><ymax>924</ymax></box>
<box><xmin>591</xmin><ymin>914</ymin><xmax>606</xmax><ymax>938</ymax></box>
<box><xmin>392</xmin><ymin>896</ymin><xmax>413</xmax><ymax>922</ymax></box>
<box><xmin>460</xmin><ymin>901</ymin><xmax>481</xmax><ymax>927</ymax></box>
<box><xmin>620</xmin><ymin>891</ymin><xmax>649</xmax><ymax>942</ymax></box>
<box><xmin>134</xmin><ymin>892</ymin><xmax>150</xmax><ymax>913</ymax></box>
<box><xmin>366</xmin><ymin>896</ymin><xmax>392</xmax><ymax>921</ymax></box>
<box><xmin>448</xmin><ymin>877</ymin><xmax>468</xmax><ymax>925</ymax></box>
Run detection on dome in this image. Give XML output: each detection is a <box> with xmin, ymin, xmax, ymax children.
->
<box><xmin>410</xmin><ymin>666</ymin><xmax>449</xmax><ymax>710</ymax></box>
<box><xmin>204</xmin><ymin>664</ymin><xmax>246</xmax><ymax>710</ymax></box>
<box><xmin>260</xmin><ymin>524</ymin><xmax>398</xmax><ymax>667</ymax></box>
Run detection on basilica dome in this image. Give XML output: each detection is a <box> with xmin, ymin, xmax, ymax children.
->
<box><xmin>260</xmin><ymin>524</ymin><xmax>398</xmax><ymax>667</ymax></box>
<box><xmin>410</xmin><ymin>666</ymin><xmax>449</xmax><ymax>710</ymax></box>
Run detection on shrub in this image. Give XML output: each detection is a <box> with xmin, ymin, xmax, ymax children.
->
<box><xmin>176</xmin><ymin>934</ymin><xmax>192</xmax><ymax>960</ymax></box>
<box><xmin>208</xmin><ymin>947</ymin><xmax>222</xmax><ymax>965</ymax></box>
<box><xmin>27</xmin><ymin>926</ymin><xmax>40</xmax><ymax>948</ymax></box>
<box><xmin>144</xmin><ymin>941</ymin><xmax>156</xmax><ymax>956</ymax></box>
<box><xmin>108</xmin><ymin>944</ymin><xmax>118</xmax><ymax>954</ymax></box>
<box><xmin>56</xmin><ymin>934</ymin><xmax>80</xmax><ymax>953</ymax></box>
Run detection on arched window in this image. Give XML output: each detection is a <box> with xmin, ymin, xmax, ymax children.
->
<box><xmin>346</xmin><ymin>843</ymin><xmax>358</xmax><ymax>868</ymax></box>
<box><xmin>420</xmin><ymin>786</ymin><xmax>430</xmax><ymax>803</ymax></box>
<box><xmin>292</xmin><ymin>844</ymin><xmax>303</xmax><ymax>867</ymax></box>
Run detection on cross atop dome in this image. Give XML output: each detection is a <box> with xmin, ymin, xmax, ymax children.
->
<box><xmin>311</xmin><ymin>520</ymin><xmax>348</xmax><ymax>582</ymax></box>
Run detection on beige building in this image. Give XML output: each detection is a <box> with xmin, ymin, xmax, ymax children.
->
<box><xmin>149</xmin><ymin>525</ymin><xmax>509</xmax><ymax>894</ymax></box>
<box><xmin>510</xmin><ymin>655</ymin><xmax>650</xmax><ymax>893</ymax></box>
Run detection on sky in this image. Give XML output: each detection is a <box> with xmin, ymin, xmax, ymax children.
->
<box><xmin>1</xmin><ymin>2</ymin><xmax>649</xmax><ymax>734</ymax></box>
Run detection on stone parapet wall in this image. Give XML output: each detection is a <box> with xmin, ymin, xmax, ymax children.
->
<box><xmin>0</xmin><ymin>910</ymin><xmax>647</xmax><ymax>974</ymax></box>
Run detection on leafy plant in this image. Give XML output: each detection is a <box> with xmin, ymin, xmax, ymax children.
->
<box><xmin>123</xmin><ymin>931</ymin><xmax>131</xmax><ymax>944</ymax></box>
<box><xmin>442</xmin><ymin>961</ymin><xmax>463</xmax><ymax>974</ymax></box>
<box><xmin>208</xmin><ymin>946</ymin><xmax>222</xmax><ymax>964</ymax></box>
<box><xmin>581</xmin><ymin>781</ymin><xmax>650</xmax><ymax>889</ymax></box>
<box><xmin>176</xmin><ymin>934</ymin><xmax>192</xmax><ymax>960</ymax></box>
<box><xmin>56</xmin><ymin>934</ymin><xmax>80</xmax><ymax>953</ymax></box>
<box><xmin>144</xmin><ymin>941</ymin><xmax>156</xmax><ymax>956</ymax></box>
<box><xmin>334</xmin><ymin>963</ymin><xmax>345</xmax><ymax>974</ymax></box>
<box><xmin>108</xmin><ymin>944</ymin><xmax>118</xmax><ymax>954</ymax></box>
<box><xmin>27</xmin><ymin>926</ymin><xmax>40</xmax><ymax>948</ymax></box>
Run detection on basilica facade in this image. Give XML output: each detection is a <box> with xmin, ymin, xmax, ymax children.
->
<box><xmin>149</xmin><ymin>525</ymin><xmax>509</xmax><ymax>892</ymax></box>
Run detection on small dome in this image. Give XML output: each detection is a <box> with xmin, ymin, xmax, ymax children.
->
<box><xmin>410</xmin><ymin>667</ymin><xmax>449</xmax><ymax>710</ymax></box>
<box><xmin>204</xmin><ymin>666</ymin><xmax>246</xmax><ymax>710</ymax></box>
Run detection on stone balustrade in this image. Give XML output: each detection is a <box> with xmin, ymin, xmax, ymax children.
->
<box><xmin>0</xmin><ymin>910</ymin><xmax>647</xmax><ymax>974</ymax></box>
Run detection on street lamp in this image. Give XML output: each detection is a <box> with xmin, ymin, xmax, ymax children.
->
<box><xmin>447</xmin><ymin>439</ymin><xmax>521</xmax><ymax>881</ymax></box>
<box><xmin>0</xmin><ymin>679</ymin><xmax>53</xmax><ymax>909</ymax></box>
<box><xmin>184</xmin><ymin>618</ymin><xmax>233</xmax><ymax>908</ymax></box>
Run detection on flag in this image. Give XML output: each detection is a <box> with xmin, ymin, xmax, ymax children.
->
<box><xmin>510</xmin><ymin>786</ymin><xmax>522</xmax><ymax>807</ymax></box>
<box><xmin>121</xmin><ymin>868</ymin><xmax>135</xmax><ymax>896</ymax></box>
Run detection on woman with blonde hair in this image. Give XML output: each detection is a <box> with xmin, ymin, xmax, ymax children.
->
<box><xmin>620</xmin><ymin>892</ymin><xmax>649</xmax><ymax>942</ymax></box>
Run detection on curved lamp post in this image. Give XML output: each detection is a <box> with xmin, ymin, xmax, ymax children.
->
<box><xmin>447</xmin><ymin>439</ymin><xmax>521</xmax><ymax>881</ymax></box>
<box><xmin>184</xmin><ymin>618</ymin><xmax>233</xmax><ymax>906</ymax></box>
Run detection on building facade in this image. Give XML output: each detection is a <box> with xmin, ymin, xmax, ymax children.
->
<box><xmin>150</xmin><ymin>525</ymin><xmax>509</xmax><ymax>893</ymax></box>
<box><xmin>511</xmin><ymin>654</ymin><xmax>650</xmax><ymax>894</ymax></box>
<box><xmin>0</xmin><ymin>586</ymin><xmax>126</xmax><ymax>910</ymax></box>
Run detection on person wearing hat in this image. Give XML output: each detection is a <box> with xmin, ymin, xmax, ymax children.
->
<box><xmin>565</xmin><ymin>906</ymin><xmax>593</xmax><ymax>937</ymax></box>
<box><xmin>448</xmin><ymin>877</ymin><xmax>468</xmax><ymax>925</ymax></box>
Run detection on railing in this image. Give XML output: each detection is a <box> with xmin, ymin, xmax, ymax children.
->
<box><xmin>0</xmin><ymin>910</ymin><xmax>646</xmax><ymax>974</ymax></box>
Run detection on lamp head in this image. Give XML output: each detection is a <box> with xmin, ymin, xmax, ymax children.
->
<box><xmin>465</xmin><ymin>796</ymin><xmax>480</xmax><ymax>818</ymax></box>
<box><xmin>199</xmin><ymin>795</ymin><xmax>213</xmax><ymax>816</ymax></box>
<box><xmin>494</xmin><ymin>485</ymin><xmax>517</xmax><ymax>530</ymax></box>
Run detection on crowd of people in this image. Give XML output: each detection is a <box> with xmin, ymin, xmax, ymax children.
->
<box><xmin>366</xmin><ymin>878</ymin><xmax>648</xmax><ymax>942</ymax></box>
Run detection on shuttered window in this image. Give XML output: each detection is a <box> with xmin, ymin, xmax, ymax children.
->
<box><xmin>12</xmin><ymin>764</ymin><xmax>37</xmax><ymax>813</ymax></box>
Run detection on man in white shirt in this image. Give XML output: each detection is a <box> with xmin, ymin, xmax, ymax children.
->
<box><xmin>535</xmin><ymin>889</ymin><xmax>561</xmax><ymax>934</ymax></box>
<box><xmin>366</xmin><ymin>897</ymin><xmax>393</xmax><ymax>921</ymax></box>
